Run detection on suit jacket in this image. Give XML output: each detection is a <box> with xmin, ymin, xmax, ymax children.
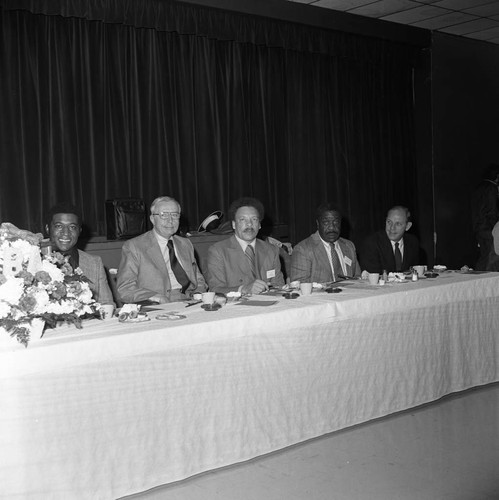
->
<box><xmin>117</xmin><ymin>230</ymin><xmax>207</xmax><ymax>303</ymax></box>
<box><xmin>290</xmin><ymin>231</ymin><xmax>361</xmax><ymax>283</ymax></box>
<box><xmin>360</xmin><ymin>230</ymin><xmax>420</xmax><ymax>273</ymax></box>
<box><xmin>78</xmin><ymin>250</ymin><xmax>114</xmax><ymax>305</ymax></box>
<box><xmin>206</xmin><ymin>235</ymin><xmax>285</xmax><ymax>293</ymax></box>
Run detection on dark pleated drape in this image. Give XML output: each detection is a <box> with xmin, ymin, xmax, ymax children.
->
<box><xmin>0</xmin><ymin>0</ymin><xmax>418</xmax><ymax>245</ymax></box>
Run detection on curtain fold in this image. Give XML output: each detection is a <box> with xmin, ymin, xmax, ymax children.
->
<box><xmin>1</xmin><ymin>0</ymin><xmax>420</xmax><ymax>63</ymax></box>
<box><xmin>0</xmin><ymin>2</ymin><xmax>419</xmax><ymax>246</ymax></box>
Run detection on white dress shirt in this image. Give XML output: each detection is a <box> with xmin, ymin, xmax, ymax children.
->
<box><xmin>320</xmin><ymin>237</ymin><xmax>347</xmax><ymax>277</ymax></box>
<box><xmin>390</xmin><ymin>238</ymin><xmax>404</xmax><ymax>260</ymax></box>
<box><xmin>154</xmin><ymin>232</ymin><xmax>182</xmax><ymax>290</ymax></box>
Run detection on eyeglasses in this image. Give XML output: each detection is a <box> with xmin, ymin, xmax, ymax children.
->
<box><xmin>152</xmin><ymin>212</ymin><xmax>181</xmax><ymax>220</ymax></box>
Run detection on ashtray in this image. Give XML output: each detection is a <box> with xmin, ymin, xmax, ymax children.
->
<box><xmin>283</xmin><ymin>292</ymin><xmax>299</xmax><ymax>299</ymax></box>
<box><xmin>424</xmin><ymin>272</ymin><xmax>439</xmax><ymax>279</ymax></box>
<box><xmin>325</xmin><ymin>287</ymin><xmax>342</xmax><ymax>293</ymax></box>
<box><xmin>201</xmin><ymin>303</ymin><xmax>222</xmax><ymax>311</ymax></box>
<box><xmin>118</xmin><ymin>312</ymin><xmax>150</xmax><ymax>323</ymax></box>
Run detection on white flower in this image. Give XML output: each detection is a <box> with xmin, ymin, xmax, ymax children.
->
<box><xmin>41</xmin><ymin>260</ymin><xmax>65</xmax><ymax>283</ymax></box>
<box><xmin>9</xmin><ymin>239</ymin><xmax>34</xmax><ymax>262</ymax></box>
<box><xmin>0</xmin><ymin>300</ymin><xmax>11</xmax><ymax>319</ymax></box>
<box><xmin>45</xmin><ymin>300</ymin><xmax>76</xmax><ymax>315</ymax></box>
<box><xmin>79</xmin><ymin>286</ymin><xmax>93</xmax><ymax>304</ymax></box>
<box><xmin>0</xmin><ymin>277</ymin><xmax>24</xmax><ymax>304</ymax></box>
<box><xmin>31</xmin><ymin>289</ymin><xmax>51</xmax><ymax>315</ymax></box>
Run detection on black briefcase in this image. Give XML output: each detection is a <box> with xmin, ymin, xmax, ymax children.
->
<box><xmin>105</xmin><ymin>198</ymin><xmax>147</xmax><ymax>240</ymax></box>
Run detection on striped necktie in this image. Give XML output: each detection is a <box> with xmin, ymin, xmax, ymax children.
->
<box><xmin>245</xmin><ymin>244</ymin><xmax>257</xmax><ymax>279</ymax></box>
<box><xmin>330</xmin><ymin>242</ymin><xmax>342</xmax><ymax>280</ymax></box>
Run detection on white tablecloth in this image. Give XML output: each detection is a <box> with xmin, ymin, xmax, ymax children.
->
<box><xmin>1</xmin><ymin>272</ymin><xmax>498</xmax><ymax>499</ymax></box>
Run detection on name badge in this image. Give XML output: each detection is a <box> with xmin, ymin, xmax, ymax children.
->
<box><xmin>344</xmin><ymin>256</ymin><xmax>352</xmax><ymax>267</ymax></box>
<box><xmin>267</xmin><ymin>269</ymin><xmax>276</xmax><ymax>279</ymax></box>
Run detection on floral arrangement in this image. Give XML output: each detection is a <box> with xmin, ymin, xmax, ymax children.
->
<box><xmin>0</xmin><ymin>223</ymin><xmax>100</xmax><ymax>347</ymax></box>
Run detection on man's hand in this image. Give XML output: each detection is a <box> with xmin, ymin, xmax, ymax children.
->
<box><xmin>150</xmin><ymin>295</ymin><xmax>169</xmax><ymax>304</ymax></box>
<box><xmin>241</xmin><ymin>279</ymin><xmax>269</xmax><ymax>296</ymax></box>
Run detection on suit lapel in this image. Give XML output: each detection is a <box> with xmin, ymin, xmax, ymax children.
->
<box><xmin>336</xmin><ymin>239</ymin><xmax>351</xmax><ymax>275</ymax></box>
<box><xmin>228</xmin><ymin>235</ymin><xmax>253</xmax><ymax>276</ymax></box>
<box><xmin>146</xmin><ymin>231</ymin><xmax>169</xmax><ymax>277</ymax></box>
<box><xmin>254</xmin><ymin>239</ymin><xmax>269</xmax><ymax>280</ymax></box>
<box><xmin>312</xmin><ymin>233</ymin><xmax>331</xmax><ymax>276</ymax></box>
<box><xmin>172</xmin><ymin>236</ymin><xmax>195</xmax><ymax>283</ymax></box>
<box><xmin>382</xmin><ymin>234</ymin><xmax>396</xmax><ymax>270</ymax></box>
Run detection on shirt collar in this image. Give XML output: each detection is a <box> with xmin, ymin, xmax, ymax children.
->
<box><xmin>154</xmin><ymin>231</ymin><xmax>171</xmax><ymax>246</ymax></box>
<box><xmin>390</xmin><ymin>237</ymin><xmax>404</xmax><ymax>248</ymax></box>
<box><xmin>234</xmin><ymin>234</ymin><xmax>256</xmax><ymax>251</ymax></box>
<box><xmin>318</xmin><ymin>232</ymin><xmax>338</xmax><ymax>248</ymax></box>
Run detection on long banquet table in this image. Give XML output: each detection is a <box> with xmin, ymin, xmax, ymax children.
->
<box><xmin>1</xmin><ymin>272</ymin><xmax>499</xmax><ymax>499</ymax></box>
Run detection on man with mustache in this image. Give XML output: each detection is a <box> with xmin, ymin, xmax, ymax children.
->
<box><xmin>360</xmin><ymin>205</ymin><xmax>420</xmax><ymax>273</ymax></box>
<box><xmin>290</xmin><ymin>203</ymin><xmax>361</xmax><ymax>283</ymax></box>
<box><xmin>206</xmin><ymin>197</ymin><xmax>284</xmax><ymax>294</ymax></box>
<box><xmin>46</xmin><ymin>202</ymin><xmax>114</xmax><ymax>305</ymax></box>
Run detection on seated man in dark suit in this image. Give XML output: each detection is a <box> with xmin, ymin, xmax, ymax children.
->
<box><xmin>46</xmin><ymin>203</ymin><xmax>114</xmax><ymax>305</ymax></box>
<box><xmin>117</xmin><ymin>196</ymin><xmax>207</xmax><ymax>303</ymax></box>
<box><xmin>206</xmin><ymin>197</ymin><xmax>285</xmax><ymax>294</ymax></box>
<box><xmin>290</xmin><ymin>203</ymin><xmax>361</xmax><ymax>283</ymax></box>
<box><xmin>360</xmin><ymin>205</ymin><xmax>420</xmax><ymax>273</ymax></box>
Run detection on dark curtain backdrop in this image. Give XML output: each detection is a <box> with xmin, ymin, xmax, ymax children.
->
<box><xmin>0</xmin><ymin>0</ymin><xmax>418</xmax><ymax>246</ymax></box>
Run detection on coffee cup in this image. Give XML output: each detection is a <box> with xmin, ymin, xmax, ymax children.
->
<box><xmin>100</xmin><ymin>304</ymin><xmax>115</xmax><ymax>320</ymax></box>
<box><xmin>368</xmin><ymin>273</ymin><xmax>380</xmax><ymax>285</ymax></box>
<box><xmin>202</xmin><ymin>292</ymin><xmax>216</xmax><ymax>305</ymax></box>
<box><xmin>300</xmin><ymin>282</ymin><xmax>313</xmax><ymax>295</ymax></box>
<box><xmin>214</xmin><ymin>294</ymin><xmax>227</xmax><ymax>306</ymax></box>
<box><xmin>413</xmin><ymin>265</ymin><xmax>427</xmax><ymax>277</ymax></box>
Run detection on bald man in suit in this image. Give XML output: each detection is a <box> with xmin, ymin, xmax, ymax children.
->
<box><xmin>360</xmin><ymin>206</ymin><xmax>420</xmax><ymax>273</ymax></box>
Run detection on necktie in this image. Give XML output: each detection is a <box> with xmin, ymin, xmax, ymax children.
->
<box><xmin>394</xmin><ymin>242</ymin><xmax>402</xmax><ymax>272</ymax></box>
<box><xmin>330</xmin><ymin>243</ymin><xmax>342</xmax><ymax>280</ymax></box>
<box><xmin>245</xmin><ymin>244</ymin><xmax>257</xmax><ymax>279</ymax></box>
<box><xmin>167</xmin><ymin>240</ymin><xmax>190</xmax><ymax>293</ymax></box>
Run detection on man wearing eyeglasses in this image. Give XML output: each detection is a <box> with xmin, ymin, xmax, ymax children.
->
<box><xmin>46</xmin><ymin>202</ymin><xmax>114</xmax><ymax>305</ymax></box>
<box><xmin>290</xmin><ymin>203</ymin><xmax>361</xmax><ymax>284</ymax></box>
<box><xmin>360</xmin><ymin>205</ymin><xmax>420</xmax><ymax>273</ymax></box>
<box><xmin>206</xmin><ymin>197</ymin><xmax>284</xmax><ymax>295</ymax></box>
<box><xmin>117</xmin><ymin>196</ymin><xmax>207</xmax><ymax>303</ymax></box>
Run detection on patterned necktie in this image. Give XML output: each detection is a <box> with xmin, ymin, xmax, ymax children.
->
<box><xmin>330</xmin><ymin>243</ymin><xmax>342</xmax><ymax>280</ymax></box>
<box><xmin>245</xmin><ymin>244</ymin><xmax>257</xmax><ymax>279</ymax></box>
<box><xmin>394</xmin><ymin>242</ymin><xmax>402</xmax><ymax>272</ymax></box>
<box><xmin>167</xmin><ymin>240</ymin><xmax>190</xmax><ymax>293</ymax></box>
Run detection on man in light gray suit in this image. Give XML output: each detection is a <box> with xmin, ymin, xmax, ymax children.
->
<box><xmin>117</xmin><ymin>196</ymin><xmax>207</xmax><ymax>303</ymax></box>
<box><xmin>46</xmin><ymin>203</ymin><xmax>114</xmax><ymax>305</ymax></box>
<box><xmin>206</xmin><ymin>197</ymin><xmax>284</xmax><ymax>294</ymax></box>
<box><xmin>290</xmin><ymin>203</ymin><xmax>361</xmax><ymax>283</ymax></box>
